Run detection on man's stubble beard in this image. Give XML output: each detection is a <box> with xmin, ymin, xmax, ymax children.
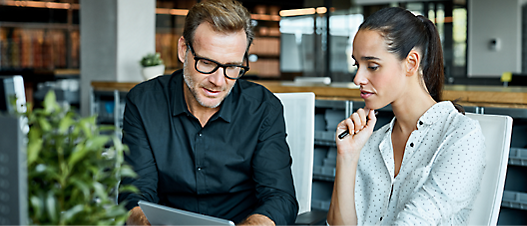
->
<box><xmin>182</xmin><ymin>57</ymin><xmax>234</xmax><ymax>109</ymax></box>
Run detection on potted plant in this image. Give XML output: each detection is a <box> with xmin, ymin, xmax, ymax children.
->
<box><xmin>140</xmin><ymin>52</ymin><xmax>165</xmax><ymax>80</ymax></box>
<box><xmin>22</xmin><ymin>91</ymin><xmax>137</xmax><ymax>225</ymax></box>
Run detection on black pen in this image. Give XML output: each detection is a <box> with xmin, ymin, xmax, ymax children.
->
<box><xmin>338</xmin><ymin>110</ymin><xmax>378</xmax><ymax>140</ymax></box>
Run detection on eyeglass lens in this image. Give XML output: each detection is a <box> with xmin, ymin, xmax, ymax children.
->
<box><xmin>195</xmin><ymin>59</ymin><xmax>246</xmax><ymax>79</ymax></box>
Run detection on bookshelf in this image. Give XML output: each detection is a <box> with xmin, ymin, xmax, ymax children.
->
<box><xmin>0</xmin><ymin>1</ymin><xmax>284</xmax><ymax>78</ymax></box>
<box><xmin>0</xmin><ymin>0</ymin><xmax>80</xmax><ymax>107</ymax></box>
<box><xmin>0</xmin><ymin>1</ymin><xmax>80</xmax><ymax>72</ymax></box>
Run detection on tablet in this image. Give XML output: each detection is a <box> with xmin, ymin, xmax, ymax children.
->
<box><xmin>138</xmin><ymin>200</ymin><xmax>235</xmax><ymax>226</ymax></box>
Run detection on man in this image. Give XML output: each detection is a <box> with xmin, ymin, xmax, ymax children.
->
<box><xmin>117</xmin><ymin>0</ymin><xmax>298</xmax><ymax>225</ymax></box>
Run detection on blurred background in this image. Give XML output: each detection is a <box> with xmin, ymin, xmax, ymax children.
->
<box><xmin>1</xmin><ymin>0</ymin><xmax>525</xmax><ymax>111</ymax></box>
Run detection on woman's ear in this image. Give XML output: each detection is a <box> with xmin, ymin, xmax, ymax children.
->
<box><xmin>177</xmin><ymin>36</ymin><xmax>187</xmax><ymax>63</ymax></box>
<box><xmin>405</xmin><ymin>49</ymin><xmax>420</xmax><ymax>77</ymax></box>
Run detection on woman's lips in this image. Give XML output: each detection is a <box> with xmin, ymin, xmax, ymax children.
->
<box><xmin>360</xmin><ymin>90</ymin><xmax>374</xmax><ymax>99</ymax></box>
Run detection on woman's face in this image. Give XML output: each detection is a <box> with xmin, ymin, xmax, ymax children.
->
<box><xmin>352</xmin><ymin>29</ymin><xmax>407</xmax><ymax>110</ymax></box>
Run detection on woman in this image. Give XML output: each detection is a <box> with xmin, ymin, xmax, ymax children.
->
<box><xmin>327</xmin><ymin>7</ymin><xmax>485</xmax><ymax>225</ymax></box>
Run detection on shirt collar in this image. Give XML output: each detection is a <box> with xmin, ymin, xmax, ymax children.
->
<box><xmin>385</xmin><ymin>101</ymin><xmax>456</xmax><ymax>132</ymax></box>
<box><xmin>417</xmin><ymin>101</ymin><xmax>455</xmax><ymax>128</ymax></box>
<box><xmin>171</xmin><ymin>70</ymin><xmax>190</xmax><ymax>117</ymax></box>
<box><xmin>170</xmin><ymin>70</ymin><xmax>235</xmax><ymax>123</ymax></box>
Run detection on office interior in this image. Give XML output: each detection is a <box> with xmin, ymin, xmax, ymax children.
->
<box><xmin>1</xmin><ymin>0</ymin><xmax>527</xmax><ymax>225</ymax></box>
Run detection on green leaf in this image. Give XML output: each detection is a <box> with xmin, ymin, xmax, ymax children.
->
<box><xmin>119</xmin><ymin>167</ymin><xmax>137</xmax><ymax>179</ymax></box>
<box><xmin>67</xmin><ymin>143</ymin><xmax>89</xmax><ymax>169</ymax></box>
<box><xmin>98</xmin><ymin>124</ymin><xmax>116</xmax><ymax>132</ymax></box>
<box><xmin>43</xmin><ymin>91</ymin><xmax>58</xmax><ymax>114</ymax></box>
<box><xmin>62</xmin><ymin>204</ymin><xmax>84</xmax><ymax>222</ymax></box>
<box><xmin>70</xmin><ymin>178</ymin><xmax>91</xmax><ymax>202</ymax></box>
<box><xmin>38</xmin><ymin>117</ymin><xmax>52</xmax><ymax>132</ymax></box>
<box><xmin>29</xmin><ymin>195</ymin><xmax>44</xmax><ymax>220</ymax></box>
<box><xmin>27</xmin><ymin>137</ymin><xmax>43</xmax><ymax>165</ymax></box>
<box><xmin>118</xmin><ymin>184</ymin><xmax>139</xmax><ymax>194</ymax></box>
<box><xmin>86</xmin><ymin>136</ymin><xmax>110</xmax><ymax>151</ymax></box>
<box><xmin>103</xmin><ymin>205</ymin><xmax>128</xmax><ymax>218</ymax></box>
<box><xmin>58</xmin><ymin>114</ymin><xmax>74</xmax><ymax>134</ymax></box>
<box><xmin>78</xmin><ymin>117</ymin><xmax>96</xmax><ymax>138</ymax></box>
<box><xmin>93</xmin><ymin>182</ymin><xmax>108</xmax><ymax>200</ymax></box>
<box><xmin>45</xmin><ymin>191</ymin><xmax>58</xmax><ymax>223</ymax></box>
<box><xmin>112</xmin><ymin>135</ymin><xmax>123</xmax><ymax>149</ymax></box>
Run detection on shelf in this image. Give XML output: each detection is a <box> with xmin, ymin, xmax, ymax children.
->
<box><xmin>313</xmin><ymin>165</ymin><xmax>335</xmax><ymax>181</ymax></box>
<box><xmin>311</xmin><ymin>199</ymin><xmax>331</xmax><ymax>211</ymax></box>
<box><xmin>0</xmin><ymin>21</ymin><xmax>78</xmax><ymax>29</ymax></box>
<box><xmin>0</xmin><ymin>0</ymin><xmax>79</xmax><ymax>10</ymax></box>
<box><xmin>314</xmin><ymin>130</ymin><xmax>335</xmax><ymax>146</ymax></box>
<box><xmin>509</xmin><ymin>148</ymin><xmax>527</xmax><ymax>166</ymax></box>
<box><xmin>315</xmin><ymin>99</ymin><xmax>348</xmax><ymax>110</ymax></box>
<box><xmin>484</xmin><ymin>107</ymin><xmax>527</xmax><ymax>119</ymax></box>
<box><xmin>502</xmin><ymin>191</ymin><xmax>527</xmax><ymax>210</ymax></box>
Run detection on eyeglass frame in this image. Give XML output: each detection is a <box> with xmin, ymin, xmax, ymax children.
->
<box><xmin>186</xmin><ymin>42</ymin><xmax>250</xmax><ymax>80</ymax></box>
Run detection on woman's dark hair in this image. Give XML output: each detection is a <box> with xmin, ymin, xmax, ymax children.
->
<box><xmin>359</xmin><ymin>7</ymin><xmax>464</xmax><ymax>113</ymax></box>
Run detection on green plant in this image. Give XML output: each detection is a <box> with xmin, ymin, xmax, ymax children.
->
<box><xmin>140</xmin><ymin>52</ymin><xmax>164</xmax><ymax>67</ymax></box>
<box><xmin>22</xmin><ymin>91</ymin><xmax>137</xmax><ymax>225</ymax></box>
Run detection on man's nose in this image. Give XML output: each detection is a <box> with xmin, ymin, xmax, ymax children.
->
<box><xmin>208</xmin><ymin>67</ymin><xmax>226</xmax><ymax>86</ymax></box>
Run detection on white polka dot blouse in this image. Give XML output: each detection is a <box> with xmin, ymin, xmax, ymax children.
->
<box><xmin>354</xmin><ymin>101</ymin><xmax>486</xmax><ymax>225</ymax></box>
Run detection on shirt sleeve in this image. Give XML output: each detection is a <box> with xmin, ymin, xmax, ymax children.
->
<box><xmin>393</xmin><ymin>120</ymin><xmax>486</xmax><ymax>225</ymax></box>
<box><xmin>117</xmin><ymin>92</ymin><xmax>160</xmax><ymax>210</ymax></box>
<box><xmin>250</xmin><ymin>99</ymin><xmax>299</xmax><ymax>225</ymax></box>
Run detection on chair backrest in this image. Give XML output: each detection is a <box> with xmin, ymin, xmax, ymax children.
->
<box><xmin>465</xmin><ymin>113</ymin><xmax>513</xmax><ymax>226</ymax></box>
<box><xmin>274</xmin><ymin>92</ymin><xmax>315</xmax><ymax>215</ymax></box>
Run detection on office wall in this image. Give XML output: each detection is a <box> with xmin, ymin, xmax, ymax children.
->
<box><xmin>80</xmin><ymin>0</ymin><xmax>155</xmax><ymax>116</ymax></box>
<box><xmin>116</xmin><ymin>0</ymin><xmax>156</xmax><ymax>82</ymax></box>
<box><xmin>467</xmin><ymin>0</ymin><xmax>522</xmax><ymax>77</ymax></box>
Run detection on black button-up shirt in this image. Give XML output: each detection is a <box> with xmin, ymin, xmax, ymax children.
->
<box><xmin>118</xmin><ymin>70</ymin><xmax>298</xmax><ymax>225</ymax></box>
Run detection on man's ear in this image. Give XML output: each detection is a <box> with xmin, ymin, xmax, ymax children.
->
<box><xmin>405</xmin><ymin>49</ymin><xmax>420</xmax><ymax>77</ymax></box>
<box><xmin>177</xmin><ymin>36</ymin><xmax>187</xmax><ymax>63</ymax></box>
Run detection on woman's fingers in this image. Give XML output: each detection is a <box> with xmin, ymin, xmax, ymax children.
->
<box><xmin>366</xmin><ymin>109</ymin><xmax>377</xmax><ymax>129</ymax></box>
<box><xmin>344</xmin><ymin>117</ymin><xmax>355</xmax><ymax>135</ymax></box>
<box><xmin>351</xmin><ymin>109</ymin><xmax>368</xmax><ymax>133</ymax></box>
<box><xmin>337</xmin><ymin>108</ymin><xmax>374</xmax><ymax>140</ymax></box>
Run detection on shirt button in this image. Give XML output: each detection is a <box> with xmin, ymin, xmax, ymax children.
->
<box><xmin>197</xmin><ymin>167</ymin><xmax>202</xmax><ymax>171</ymax></box>
<box><xmin>198</xmin><ymin>133</ymin><xmax>202</xmax><ymax>137</ymax></box>
<box><xmin>419</xmin><ymin>121</ymin><xmax>423</xmax><ymax>125</ymax></box>
<box><xmin>410</xmin><ymin>143</ymin><xmax>414</xmax><ymax>147</ymax></box>
<box><xmin>380</xmin><ymin>217</ymin><xmax>383</xmax><ymax>221</ymax></box>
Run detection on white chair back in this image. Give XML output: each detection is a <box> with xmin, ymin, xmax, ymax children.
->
<box><xmin>274</xmin><ymin>92</ymin><xmax>315</xmax><ymax>215</ymax></box>
<box><xmin>465</xmin><ymin>113</ymin><xmax>513</xmax><ymax>226</ymax></box>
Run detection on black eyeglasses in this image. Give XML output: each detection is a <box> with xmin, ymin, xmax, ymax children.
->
<box><xmin>187</xmin><ymin>42</ymin><xmax>250</xmax><ymax>80</ymax></box>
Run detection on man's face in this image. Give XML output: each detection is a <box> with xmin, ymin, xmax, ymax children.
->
<box><xmin>178</xmin><ymin>23</ymin><xmax>248</xmax><ymax>110</ymax></box>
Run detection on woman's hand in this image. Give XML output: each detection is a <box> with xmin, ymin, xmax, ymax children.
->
<box><xmin>328</xmin><ymin>108</ymin><xmax>377</xmax><ymax>226</ymax></box>
<box><xmin>335</xmin><ymin>108</ymin><xmax>377</xmax><ymax>158</ymax></box>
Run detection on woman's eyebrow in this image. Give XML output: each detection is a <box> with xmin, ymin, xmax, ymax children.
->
<box><xmin>362</xmin><ymin>56</ymin><xmax>380</xmax><ymax>61</ymax></box>
<box><xmin>351</xmin><ymin>55</ymin><xmax>381</xmax><ymax>61</ymax></box>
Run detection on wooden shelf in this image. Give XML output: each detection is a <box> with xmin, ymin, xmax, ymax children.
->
<box><xmin>91</xmin><ymin>80</ymin><xmax>527</xmax><ymax>109</ymax></box>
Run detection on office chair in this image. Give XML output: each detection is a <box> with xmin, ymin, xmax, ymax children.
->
<box><xmin>465</xmin><ymin>113</ymin><xmax>513</xmax><ymax>226</ymax></box>
<box><xmin>274</xmin><ymin>92</ymin><xmax>327</xmax><ymax>225</ymax></box>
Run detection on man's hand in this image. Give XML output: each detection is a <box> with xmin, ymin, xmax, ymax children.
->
<box><xmin>238</xmin><ymin>214</ymin><xmax>276</xmax><ymax>226</ymax></box>
<box><xmin>126</xmin><ymin>206</ymin><xmax>151</xmax><ymax>225</ymax></box>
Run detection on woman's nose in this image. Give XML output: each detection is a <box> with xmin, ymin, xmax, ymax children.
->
<box><xmin>353</xmin><ymin>69</ymin><xmax>368</xmax><ymax>86</ymax></box>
